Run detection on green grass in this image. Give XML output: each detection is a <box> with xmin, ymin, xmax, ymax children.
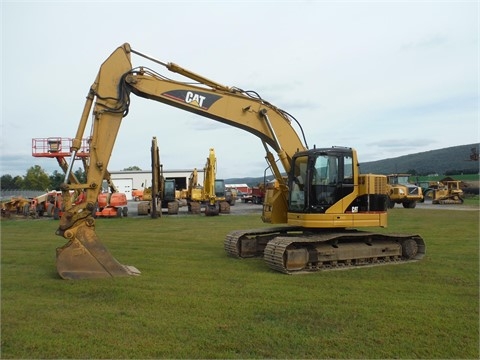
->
<box><xmin>463</xmin><ymin>194</ymin><xmax>479</xmax><ymax>206</ymax></box>
<box><xmin>1</xmin><ymin>209</ymin><xmax>479</xmax><ymax>359</ymax></box>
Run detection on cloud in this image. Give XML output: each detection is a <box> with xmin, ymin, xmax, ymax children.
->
<box><xmin>401</xmin><ymin>34</ymin><xmax>449</xmax><ymax>51</ymax></box>
<box><xmin>1</xmin><ymin>1</ymin><xmax>478</xmax><ymax>179</ymax></box>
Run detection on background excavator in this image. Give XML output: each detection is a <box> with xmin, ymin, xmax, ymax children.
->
<box><xmin>137</xmin><ymin>136</ymin><xmax>180</xmax><ymax>216</ymax></box>
<box><xmin>186</xmin><ymin>148</ymin><xmax>230</xmax><ymax>216</ymax></box>
<box><xmin>55</xmin><ymin>43</ymin><xmax>425</xmax><ymax>279</ymax></box>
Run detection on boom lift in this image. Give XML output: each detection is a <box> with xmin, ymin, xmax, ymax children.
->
<box><xmin>95</xmin><ymin>179</ymin><xmax>128</xmax><ymax>218</ymax></box>
<box><xmin>32</xmin><ymin>137</ymin><xmax>90</xmax><ymax>186</ymax></box>
<box><xmin>32</xmin><ymin>137</ymin><xmax>127</xmax><ymax>218</ymax></box>
<box><xmin>56</xmin><ymin>43</ymin><xmax>425</xmax><ymax>279</ymax></box>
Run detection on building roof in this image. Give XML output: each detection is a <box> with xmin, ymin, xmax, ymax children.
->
<box><xmin>225</xmin><ymin>183</ymin><xmax>250</xmax><ymax>188</ymax></box>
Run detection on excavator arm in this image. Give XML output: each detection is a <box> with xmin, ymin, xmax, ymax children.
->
<box><xmin>201</xmin><ymin>149</ymin><xmax>216</xmax><ymax>208</ymax></box>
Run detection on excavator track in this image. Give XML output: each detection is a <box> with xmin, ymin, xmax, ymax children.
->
<box><xmin>225</xmin><ymin>227</ymin><xmax>425</xmax><ymax>274</ymax></box>
<box><xmin>224</xmin><ymin>226</ymin><xmax>303</xmax><ymax>258</ymax></box>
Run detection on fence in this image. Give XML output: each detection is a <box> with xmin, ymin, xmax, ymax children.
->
<box><xmin>0</xmin><ymin>190</ymin><xmax>45</xmax><ymax>201</ymax></box>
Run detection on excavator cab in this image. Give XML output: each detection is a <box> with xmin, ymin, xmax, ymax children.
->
<box><xmin>214</xmin><ymin>179</ymin><xmax>226</xmax><ymax>198</ymax></box>
<box><xmin>288</xmin><ymin>147</ymin><xmax>360</xmax><ymax>214</ymax></box>
<box><xmin>286</xmin><ymin>147</ymin><xmax>389</xmax><ymax>230</ymax></box>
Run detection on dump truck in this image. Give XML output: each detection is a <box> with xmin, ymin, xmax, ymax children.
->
<box><xmin>386</xmin><ymin>174</ymin><xmax>423</xmax><ymax>208</ymax></box>
<box><xmin>242</xmin><ymin>184</ymin><xmax>266</xmax><ymax>204</ymax></box>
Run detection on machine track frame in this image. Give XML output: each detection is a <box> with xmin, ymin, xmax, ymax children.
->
<box><xmin>225</xmin><ymin>227</ymin><xmax>425</xmax><ymax>274</ymax></box>
<box><xmin>433</xmin><ymin>197</ymin><xmax>464</xmax><ymax>205</ymax></box>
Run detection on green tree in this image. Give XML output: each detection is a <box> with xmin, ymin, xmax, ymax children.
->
<box><xmin>123</xmin><ymin>166</ymin><xmax>142</xmax><ymax>171</ymax></box>
<box><xmin>49</xmin><ymin>170</ymin><xmax>65</xmax><ymax>190</ymax></box>
<box><xmin>73</xmin><ymin>167</ymin><xmax>87</xmax><ymax>183</ymax></box>
<box><xmin>1</xmin><ymin>174</ymin><xmax>17</xmax><ymax>189</ymax></box>
<box><xmin>13</xmin><ymin>176</ymin><xmax>24</xmax><ymax>189</ymax></box>
<box><xmin>23</xmin><ymin>165</ymin><xmax>50</xmax><ymax>190</ymax></box>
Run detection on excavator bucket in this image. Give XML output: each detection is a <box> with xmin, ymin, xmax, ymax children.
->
<box><xmin>56</xmin><ymin>224</ymin><xmax>140</xmax><ymax>280</ymax></box>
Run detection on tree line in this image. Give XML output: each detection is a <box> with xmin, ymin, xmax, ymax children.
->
<box><xmin>1</xmin><ymin>166</ymin><xmax>86</xmax><ymax>191</ymax></box>
<box><xmin>0</xmin><ymin>165</ymin><xmax>142</xmax><ymax>191</ymax></box>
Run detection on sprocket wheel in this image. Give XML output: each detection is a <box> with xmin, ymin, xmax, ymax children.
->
<box><xmin>401</xmin><ymin>239</ymin><xmax>418</xmax><ymax>259</ymax></box>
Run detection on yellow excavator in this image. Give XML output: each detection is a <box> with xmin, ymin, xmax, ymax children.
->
<box><xmin>186</xmin><ymin>148</ymin><xmax>230</xmax><ymax>216</ymax></box>
<box><xmin>137</xmin><ymin>136</ymin><xmax>180</xmax><ymax>216</ymax></box>
<box><xmin>56</xmin><ymin>43</ymin><xmax>425</xmax><ymax>279</ymax></box>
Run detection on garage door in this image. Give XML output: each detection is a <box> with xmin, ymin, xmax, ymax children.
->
<box><xmin>112</xmin><ymin>178</ymin><xmax>134</xmax><ymax>200</ymax></box>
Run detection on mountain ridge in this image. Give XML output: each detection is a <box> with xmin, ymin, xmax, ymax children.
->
<box><xmin>226</xmin><ymin>143</ymin><xmax>479</xmax><ymax>186</ymax></box>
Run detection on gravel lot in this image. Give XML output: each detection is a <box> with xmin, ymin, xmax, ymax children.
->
<box><xmin>128</xmin><ymin>198</ymin><xmax>478</xmax><ymax>218</ymax></box>
<box><xmin>127</xmin><ymin>199</ymin><xmax>263</xmax><ymax>217</ymax></box>
<box><xmin>413</xmin><ymin>199</ymin><xmax>479</xmax><ymax>211</ymax></box>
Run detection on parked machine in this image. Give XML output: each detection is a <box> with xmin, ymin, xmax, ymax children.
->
<box><xmin>426</xmin><ymin>180</ymin><xmax>464</xmax><ymax>204</ymax></box>
<box><xmin>138</xmin><ymin>181</ymin><xmax>179</xmax><ymax>216</ymax></box>
<box><xmin>137</xmin><ymin>137</ymin><xmax>180</xmax><ymax>216</ymax></box>
<box><xmin>225</xmin><ymin>187</ymin><xmax>237</xmax><ymax>206</ymax></box>
<box><xmin>1</xmin><ymin>191</ymin><xmax>83</xmax><ymax>220</ymax></box>
<box><xmin>54</xmin><ymin>43</ymin><xmax>425</xmax><ymax>279</ymax></box>
<box><xmin>242</xmin><ymin>183</ymin><xmax>266</xmax><ymax>204</ymax></box>
<box><xmin>132</xmin><ymin>188</ymin><xmax>144</xmax><ymax>201</ymax></box>
<box><xmin>187</xmin><ymin>148</ymin><xmax>230</xmax><ymax>216</ymax></box>
<box><xmin>30</xmin><ymin>190</ymin><xmax>73</xmax><ymax>219</ymax></box>
<box><xmin>1</xmin><ymin>197</ymin><xmax>31</xmax><ymax>218</ymax></box>
<box><xmin>96</xmin><ymin>187</ymin><xmax>128</xmax><ymax>217</ymax></box>
<box><xmin>386</xmin><ymin>174</ymin><xmax>423</xmax><ymax>208</ymax></box>
<box><xmin>137</xmin><ymin>183</ymin><xmax>154</xmax><ymax>216</ymax></box>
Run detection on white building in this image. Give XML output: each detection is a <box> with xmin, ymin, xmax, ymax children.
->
<box><xmin>109</xmin><ymin>169</ymin><xmax>204</xmax><ymax>200</ymax></box>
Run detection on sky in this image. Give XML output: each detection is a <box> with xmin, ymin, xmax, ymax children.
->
<box><xmin>1</xmin><ymin>0</ymin><xmax>478</xmax><ymax>179</ymax></box>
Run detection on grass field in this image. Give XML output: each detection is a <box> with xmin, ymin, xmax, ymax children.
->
<box><xmin>1</xmin><ymin>207</ymin><xmax>479</xmax><ymax>359</ymax></box>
